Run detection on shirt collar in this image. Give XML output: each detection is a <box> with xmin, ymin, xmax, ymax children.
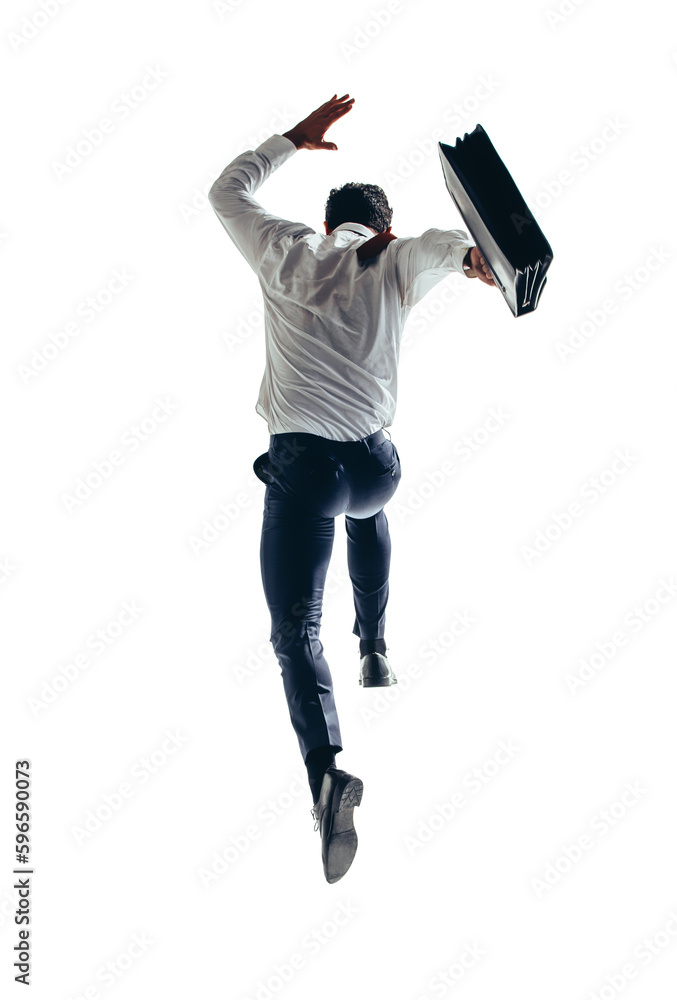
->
<box><xmin>330</xmin><ymin>222</ymin><xmax>377</xmax><ymax>238</ymax></box>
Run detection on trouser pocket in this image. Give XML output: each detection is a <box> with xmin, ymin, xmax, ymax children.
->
<box><xmin>370</xmin><ymin>438</ymin><xmax>399</xmax><ymax>473</ymax></box>
<box><xmin>253</xmin><ymin>452</ymin><xmax>275</xmax><ymax>484</ymax></box>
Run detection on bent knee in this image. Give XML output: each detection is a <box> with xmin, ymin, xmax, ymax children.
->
<box><xmin>271</xmin><ymin>615</ymin><xmax>322</xmax><ymax>646</ymax></box>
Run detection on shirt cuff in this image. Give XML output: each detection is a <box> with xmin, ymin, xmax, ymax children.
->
<box><xmin>255</xmin><ymin>133</ymin><xmax>298</xmax><ymax>158</ymax></box>
<box><xmin>454</xmin><ymin>242</ymin><xmax>475</xmax><ymax>274</ymax></box>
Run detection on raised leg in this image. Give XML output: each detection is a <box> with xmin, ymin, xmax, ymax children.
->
<box><xmin>345</xmin><ymin>507</ymin><xmax>392</xmax><ymax>641</ymax></box>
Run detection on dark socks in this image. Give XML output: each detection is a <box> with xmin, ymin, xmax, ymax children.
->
<box><xmin>306</xmin><ymin>745</ymin><xmax>337</xmax><ymax>804</ymax></box>
<box><xmin>359</xmin><ymin>637</ymin><xmax>387</xmax><ymax>656</ymax></box>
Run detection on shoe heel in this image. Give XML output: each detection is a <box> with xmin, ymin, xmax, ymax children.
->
<box><xmin>323</xmin><ymin>775</ymin><xmax>363</xmax><ymax>883</ymax></box>
<box><xmin>333</xmin><ymin>778</ymin><xmax>363</xmax><ymax>835</ymax></box>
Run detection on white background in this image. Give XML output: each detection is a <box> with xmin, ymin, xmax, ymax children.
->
<box><xmin>2</xmin><ymin>0</ymin><xmax>677</xmax><ymax>997</ymax></box>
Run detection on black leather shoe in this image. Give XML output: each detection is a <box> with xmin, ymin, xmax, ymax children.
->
<box><xmin>359</xmin><ymin>651</ymin><xmax>398</xmax><ymax>687</ymax></box>
<box><xmin>310</xmin><ymin>766</ymin><xmax>363</xmax><ymax>883</ymax></box>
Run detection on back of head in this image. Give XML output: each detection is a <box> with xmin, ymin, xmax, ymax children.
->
<box><xmin>325</xmin><ymin>182</ymin><xmax>393</xmax><ymax>234</ymax></box>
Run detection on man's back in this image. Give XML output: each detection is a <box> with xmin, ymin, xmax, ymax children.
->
<box><xmin>208</xmin><ymin>133</ymin><xmax>473</xmax><ymax>440</ymax></box>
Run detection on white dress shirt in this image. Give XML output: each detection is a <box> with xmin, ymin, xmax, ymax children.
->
<box><xmin>208</xmin><ymin>133</ymin><xmax>474</xmax><ymax>441</ymax></box>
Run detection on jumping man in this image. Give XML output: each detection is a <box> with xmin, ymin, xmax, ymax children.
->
<box><xmin>207</xmin><ymin>93</ymin><xmax>495</xmax><ymax>883</ymax></box>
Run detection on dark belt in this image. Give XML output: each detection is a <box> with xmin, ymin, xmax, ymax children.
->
<box><xmin>254</xmin><ymin>427</ymin><xmax>391</xmax><ymax>485</ymax></box>
<box><xmin>270</xmin><ymin>427</ymin><xmax>390</xmax><ymax>449</ymax></box>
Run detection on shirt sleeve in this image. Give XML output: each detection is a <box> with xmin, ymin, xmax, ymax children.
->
<box><xmin>393</xmin><ymin>228</ymin><xmax>475</xmax><ymax>309</ymax></box>
<box><xmin>207</xmin><ymin>133</ymin><xmax>315</xmax><ymax>271</ymax></box>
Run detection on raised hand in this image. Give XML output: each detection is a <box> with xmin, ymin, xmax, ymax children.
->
<box><xmin>283</xmin><ymin>94</ymin><xmax>355</xmax><ymax>151</ymax></box>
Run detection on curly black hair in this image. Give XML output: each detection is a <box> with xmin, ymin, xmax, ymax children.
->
<box><xmin>324</xmin><ymin>181</ymin><xmax>393</xmax><ymax>234</ymax></box>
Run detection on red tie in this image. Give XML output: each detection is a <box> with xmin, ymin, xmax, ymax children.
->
<box><xmin>356</xmin><ymin>231</ymin><xmax>397</xmax><ymax>262</ymax></box>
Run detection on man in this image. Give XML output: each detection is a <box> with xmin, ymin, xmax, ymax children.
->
<box><xmin>208</xmin><ymin>93</ymin><xmax>495</xmax><ymax>884</ymax></box>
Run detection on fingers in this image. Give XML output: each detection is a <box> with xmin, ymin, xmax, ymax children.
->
<box><xmin>316</xmin><ymin>95</ymin><xmax>354</xmax><ymax>131</ymax></box>
<box><xmin>310</xmin><ymin>96</ymin><xmax>353</xmax><ymax>129</ymax></box>
<box><xmin>329</xmin><ymin>102</ymin><xmax>354</xmax><ymax>121</ymax></box>
<box><xmin>320</xmin><ymin>93</ymin><xmax>352</xmax><ymax>110</ymax></box>
<box><xmin>328</xmin><ymin>97</ymin><xmax>354</xmax><ymax>115</ymax></box>
<box><xmin>324</xmin><ymin>94</ymin><xmax>353</xmax><ymax>110</ymax></box>
<box><xmin>475</xmin><ymin>249</ymin><xmax>494</xmax><ymax>283</ymax></box>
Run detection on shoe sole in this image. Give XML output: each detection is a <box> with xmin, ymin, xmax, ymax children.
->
<box><xmin>359</xmin><ymin>676</ymin><xmax>398</xmax><ymax>687</ymax></box>
<box><xmin>325</xmin><ymin>777</ymin><xmax>363</xmax><ymax>883</ymax></box>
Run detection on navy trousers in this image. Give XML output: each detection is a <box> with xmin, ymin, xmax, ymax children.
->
<box><xmin>252</xmin><ymin>428</ymin><xmax>402</xmax><ymax>764</ymax></box>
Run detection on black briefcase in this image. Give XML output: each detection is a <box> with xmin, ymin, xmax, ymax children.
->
<box><xmin>438</xmin><ymin>125</ymin><xmax>553</xmax><ymax>317</ymax></box>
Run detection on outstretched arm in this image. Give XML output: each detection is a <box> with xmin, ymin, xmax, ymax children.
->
<box><xmin>207</xmin><ymin>134</ymin><xmax>312</xmax><ymax>270</ymax></box>
<box><xmin>207</xmin><ymin>94</ymin><xmax>355</xmax><ymax>270</ymax></box>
